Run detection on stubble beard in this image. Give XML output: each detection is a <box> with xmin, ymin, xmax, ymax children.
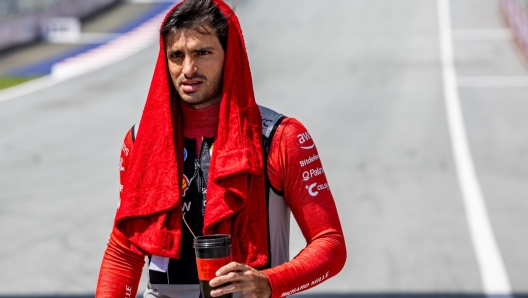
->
<box><xmin>177</xmin><ymin>72</ymin><xmax>223</xmax><ymax>109</ymax></box>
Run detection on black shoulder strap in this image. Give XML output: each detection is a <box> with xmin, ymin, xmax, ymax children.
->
<box><xmin>259</xmin><ymin>105</ymin><xmax>285</xmax><ymax>155</ymax></box>
<box><xmin>259</xmin><ymin>105</ymin><xmax>286</xmax><ymax>199</ymax></box>
<box><xmin>258</xmin><ymin>105</ymin><xmax>285</xmax><ymax>271</ymax></box>
<box><xmin>131</xmin><ymin>122</ymin><xmax>139</xmax><ymax>143</ymax></box>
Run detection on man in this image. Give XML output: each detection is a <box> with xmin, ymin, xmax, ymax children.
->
<box><xmin>96</xmin><ymin>0</ymin><xmax>346</xmax><ymax>297</ymax></box>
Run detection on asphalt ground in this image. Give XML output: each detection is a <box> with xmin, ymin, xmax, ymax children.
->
<box><xmin>0</xmin><ymin>0</ymin><xmax>527</xmax><ymax>296</ymax></box>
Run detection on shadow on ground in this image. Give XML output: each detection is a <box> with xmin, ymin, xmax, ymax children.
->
<box><xmin>0</xmin><ymin>294</ymin><xmax>527</xmax><ymax>298</ymax></box>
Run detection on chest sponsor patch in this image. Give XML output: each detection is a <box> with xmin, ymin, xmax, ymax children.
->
<box><xmin>182</xmin><ymin>174</ymin><xmax>189</xmax><ymax>197</ymax></box>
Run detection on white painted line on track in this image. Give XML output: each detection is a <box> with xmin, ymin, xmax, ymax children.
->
<box><xmin>45</xmin><ymin>33</ymin><xmax>125</xmax><ymax>44</ymax></box>
<box><xmin>458</xmin><ymin>76</ymin><xmax>528</xmax><ymax>88</ymax></box>
<box><xmin>50</xmin><ymin>12</ymin><xmax>167</xmax><ymax>80</ymax></box>
<box><xmin>437</xmin><ymin>0</ymin><xmax>513</xmax><ymax>296</ymax></box>
<box><xmin>452</xmin><ymin>28</ymin><xmax>513</xmax><ymax>40</ymax></box>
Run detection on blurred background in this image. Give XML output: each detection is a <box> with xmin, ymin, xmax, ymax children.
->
<box><xmin>0</xmin><ymin>0</ymin><xmax>527</xmax><ymax>297</ymax></box>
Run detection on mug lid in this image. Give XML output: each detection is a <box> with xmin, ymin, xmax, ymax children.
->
<box><xmin>193</xmin><ymin>234</ymin><xmax>231</xmax><ymax>248</ymax></box>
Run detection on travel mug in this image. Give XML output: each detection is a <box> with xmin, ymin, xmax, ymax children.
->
<box><xmin>194</xmin><ymin>234</ymin><xmax>233</xmax><ymax>298</ymax></box>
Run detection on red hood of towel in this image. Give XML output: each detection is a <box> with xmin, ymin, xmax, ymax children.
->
<box><xmin>115</xmin><ymin>0</ymin><xmax>268</xmax><ymax>268</ymax></box>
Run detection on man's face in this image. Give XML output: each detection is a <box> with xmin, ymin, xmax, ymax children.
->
<box><xmin>166</xmin><ymin>26</ymin><xmax>225</xmax><ymax>110</ymax></box>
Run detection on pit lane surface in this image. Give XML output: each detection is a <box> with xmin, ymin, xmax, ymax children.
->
<box><xmin>0</xmin><ymin>0</ymin><xmax>527</xmax><ymax>296</ymax></box>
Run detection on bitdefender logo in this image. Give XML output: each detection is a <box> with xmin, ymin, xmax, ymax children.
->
<box><xmin>299</xmin><ymin>154</ymin><xmax>319</xmax><ymax>167</ymax></box>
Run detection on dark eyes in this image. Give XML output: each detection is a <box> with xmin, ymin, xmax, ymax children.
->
<box><xmin>170</xmin><ymin>51</ymin><xmax>210</xmax><ymax>59</ymax></box>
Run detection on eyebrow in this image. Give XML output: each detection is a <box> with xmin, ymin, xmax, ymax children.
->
<box><xmin>193</xmin><ymin>46</ymin><xmax>215</xmax><ymax>52</ymax></box>
<box><xmin>167</xmin><ymin>46</ymin><xmax>216</xmax><ymax>53</ymax></box>
<box><xmin>167</xmin><ymin>49</ymin><xmax>182</xmax><ymax>55</ymax></box>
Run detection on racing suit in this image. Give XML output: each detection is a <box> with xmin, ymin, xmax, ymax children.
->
<box><xmin>95</xmin><ymin>1</ymin><xmax>346</xmax><ymax>297</ymax></box>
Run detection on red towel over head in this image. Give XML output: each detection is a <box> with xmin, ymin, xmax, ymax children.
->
<box><xmin>115</xmin><ymin>0</ymin><xmax>268</xmax><ymax>268</ymax></box>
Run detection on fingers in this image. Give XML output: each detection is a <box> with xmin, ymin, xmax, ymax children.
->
<box><xmin>210</xmin><ymin>270</ymin><xmax>244</xmax><ymax>288</ymax></box>
<box><xmin>215</xmin><ymin>262</ymin><xmax>248</xmax><ymax>277</ymax></box>
<box><xmin>208</xmin><ymin>263</ymin><xmax>271</xmax><ymax>298</ymax></box>
<box><xmin>209</xmin><ymin>262</ymin><xmax>248</xmax><ymax>288</ymax></box>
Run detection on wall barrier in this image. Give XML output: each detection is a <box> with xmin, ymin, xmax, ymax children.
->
<box><xmin>0</xmin><ymin>0</ymin><xmax>120</xmax><ymax>51</ymax></box>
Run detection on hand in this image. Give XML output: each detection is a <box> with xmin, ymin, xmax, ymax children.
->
<box><xmin>209</xmin><ymin>262</ymin><xmax>271</xmax><ymax>298</ymax></box>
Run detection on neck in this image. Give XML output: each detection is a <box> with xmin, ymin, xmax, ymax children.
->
<box><xmin>181</xmin><ymin>101</ymin><xmax>220</xmax><ymax>154</ymax></box>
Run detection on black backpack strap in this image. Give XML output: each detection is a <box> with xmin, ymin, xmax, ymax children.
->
<box><xmin>259</xmin><ymin>105</ymin><xmax>285</xmax><ymax>196</ymax></box>
<box><xmin>259</xmin><ymin>105</ymin><xmax>285</xmax><ymax>156</ymax></box>
<box><xmin>131</xmin><ymin>122</ymin><xmax>140</xmax><ymax>143</ymax></box>
<box><xmin>258</xmin><ymin>105</ymin><xmax>285</xmax><ymax>270</ymax></box>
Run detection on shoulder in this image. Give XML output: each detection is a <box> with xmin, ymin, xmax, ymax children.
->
<box><xmin>258</xmin><ymin>105</ymin><xmax>285</xmax><ymax>139</ymax></box>
<box><xmin>121</xmin><ymin>123</ymin><xmax>138</xmax><ymax>158</ymax></box>
<box><xmin>274</xmin><ymin>117</ymin><xmax>313</xmax><ymax>149</ymax></box>
<box><xmin>257</xmin><ymin>105</ymin><xmax>313</xmax><ymax>150</ymax></box>
<box><xmin>258</xmin><ymin>105</ymin><xmax>310</xmax><ymax>138</ymax></box>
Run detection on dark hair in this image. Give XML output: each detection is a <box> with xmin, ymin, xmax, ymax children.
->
<box><xmin>160</xmin><ymin>0</ymin><xmax>228</xmax><ymax>50</ymax></box>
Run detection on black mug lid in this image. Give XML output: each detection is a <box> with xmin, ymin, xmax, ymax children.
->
<box><xmin>193</xmin><ymin>234</ymin><xmax>232</xmax><ymax>248</ymax></box>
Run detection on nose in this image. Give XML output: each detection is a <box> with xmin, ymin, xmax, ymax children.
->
<box><xmin>182</xmin><ymin>56</ymin><xmax>197</xmax><ymax>78</ymax></box>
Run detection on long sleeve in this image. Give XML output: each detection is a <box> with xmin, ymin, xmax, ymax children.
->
<box><xmin>96</xmin><ymin>227</ymin><xmax>146</xmax><ymax>297</ymax></box>
<box><xmin>96</xmin><ymin>130</ymin><xmax>147</xmax><ymax>297</ymax></box>
<box><xmin>262</xmin><ymin>118</ymin><xmax>347</xmax><ymax>298</ymax></box>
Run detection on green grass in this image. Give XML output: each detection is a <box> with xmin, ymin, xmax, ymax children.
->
<box><xmin>0</xmin><ymin>76</ymin><xmax>38</xmax><ymax>90</ymax></box>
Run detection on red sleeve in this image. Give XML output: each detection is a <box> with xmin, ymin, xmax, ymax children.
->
<box><xmin>262</xmin><ymin>118</ymin><xmax>347</xmax><ymax>298</ymax></box>
<box><xmin>96</xmin><ymin>130</ymin><xmax>146</xmax><ymax>297</ymax></box>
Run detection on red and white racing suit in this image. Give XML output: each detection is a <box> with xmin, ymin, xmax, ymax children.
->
<box><xmin>96</xmin><ymin>107</ymin><xmax>346</xmax><ymax>298</ymax></box>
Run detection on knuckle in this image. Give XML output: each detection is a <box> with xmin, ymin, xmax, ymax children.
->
<box><xmin>228</xmin><ymin>272</ymin><xmax>239</xmax><ymax>279</ymax></box>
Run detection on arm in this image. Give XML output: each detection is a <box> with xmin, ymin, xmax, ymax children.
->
<box><xmin>262</xmin><ymin>117</ymin><xmax>347</xmax><ymax>297</ymax></box>
<box><xmin>95</xmin><ymin>227</ymin><xmax>146</xmax><ymax>297</ymax></box>
<box><xmin>95</xmin><ymin>130</ymin><xmax>147</xmax><ymax>297</ymax></box>
<box><xmin>209</xmin><ymin>118</ymin><xmax>346</xmax><ymax>298</ymax></box>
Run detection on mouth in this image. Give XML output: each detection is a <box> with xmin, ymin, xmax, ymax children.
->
<box><xmin>181</xmin><ymin>80</ymin><xmax>203</xmax><ymax>93</ymax></box>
